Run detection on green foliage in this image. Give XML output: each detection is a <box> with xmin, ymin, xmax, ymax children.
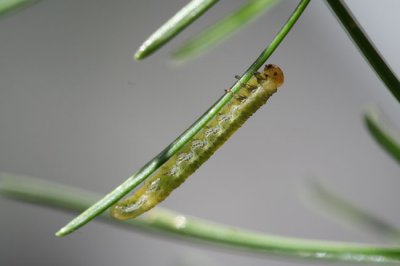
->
<box><xmin>2</xmin><ymin>173</ymin><xmax>400</xmax><ymax>264</ymax></box>
<box><xmin>0</xmin><ymin>0</ymin><xmax>38</xmax><ymax>17</ymax></box>
<box><xmin>173</xmin><ymin>0</ymin><xmax>279</xmax><ymax>60</ymax></box>
<box><xmin>55</xmin><ymin>0</ymin><xmax>310</xmax><ymax>238</ymax></box>
<box><xmin>0</xmin><ymin>0</ymin><xmax>399</xmax><ymax>264</ymax></box>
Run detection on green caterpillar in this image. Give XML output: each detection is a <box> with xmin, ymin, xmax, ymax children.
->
<box><xmin>111</xmin><ymin>64</ymin><xmax>284</xmax><ymax>220</ymax></box>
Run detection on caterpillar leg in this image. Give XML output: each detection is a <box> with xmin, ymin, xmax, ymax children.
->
<box><xmin>254</xmin><ymin>72</ymin><xmax>266</xmax><ymax>83</ymax></box>
<box><xmin>234</xmin><ymin>75</ymin><xmax>258</xmax><ymax>92</ymax></box>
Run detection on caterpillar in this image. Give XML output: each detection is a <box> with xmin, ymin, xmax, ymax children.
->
<box><xmin>111</xmin><ymin>64</ymin><xmax>284</xmax><ymax>220</ymax></box>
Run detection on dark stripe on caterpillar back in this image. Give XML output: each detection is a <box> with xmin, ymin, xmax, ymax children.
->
<box><xmin>111</xmin><ymin>64</ymin><xmax>284</xmax><ymax>220</ymax></box>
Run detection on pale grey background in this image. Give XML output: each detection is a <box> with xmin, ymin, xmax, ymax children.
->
<box><xmin>1</xmin><ymin>0</ymin><xmax>399</xmax><ymax>265</ymax></box>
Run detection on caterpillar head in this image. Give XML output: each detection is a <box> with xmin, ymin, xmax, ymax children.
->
<box><xmin>263</xmin><ymin>64</ymin><xmax>284</xmax><ymax>87</ymax></box>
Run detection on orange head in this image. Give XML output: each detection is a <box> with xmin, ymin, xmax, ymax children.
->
<box><xmin>263</xmin><ymin>64</ymin><xmax>284</xmax><ymax>87</ymax></box>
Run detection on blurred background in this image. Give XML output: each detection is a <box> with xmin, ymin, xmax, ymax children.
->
<box><xmin>0</xmin><ymin>0</ymin><xmax>399</xmax><ymax>265</ymax></box>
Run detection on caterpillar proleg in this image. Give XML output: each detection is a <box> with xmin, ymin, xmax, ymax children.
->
<box><xmin>111</xmin><ymin>64</ymin><xmax>284</xmax><ymax>220</ymax></box>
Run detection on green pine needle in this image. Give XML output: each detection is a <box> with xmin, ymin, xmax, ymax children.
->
<box><xmin>325</xmin><ymin>0</ymin><xmax>400</xmax><ymax>103</ymax></box>
<box><xmin>134</xmin><ymin>0</ymin><xmax>219</xmax><ymax>60</ymax></box>
<box><xmin>364</xmin><ymin>107</ymin><xmax>400</xmax><ymax>164</ymax></box>
<box><xmin>305</xmin><ymin>179</ymin><xmax>400</xmax><ymax>242</ymax></box>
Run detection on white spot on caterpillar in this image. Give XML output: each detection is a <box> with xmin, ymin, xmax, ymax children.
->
<box><xmin>191</xmin><ymin>140</ymin><xmax>207</xmax><ymax>150</ymax></box>
<box><xmin>165</xmin><ymin>166</ymin><xmax>178</xmax><ymax>176</ymax></box>
<box><xmin>204</xmin><ymin>126</ymin><xmax>220</xmax><ymax>138</ymax></box>
<box><xmin>177</xmin><ymin>152</ymin><xmax>193</xmax><ymax>164</ymax></box>
<box><xmin>218</xmin><ymin>113</ymin><xmax>232</xmax><ymax>123</ymax></box>
<box><xmin>148</xmin><ymin>178</ymin><xmax>160</xmax><ymax>192</ymax></box>
<box><xmin>123</xmin><ymin>195</ymin><xmax>147</xmax><ymax>213</ymax></box>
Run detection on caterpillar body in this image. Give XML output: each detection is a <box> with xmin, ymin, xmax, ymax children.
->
<box><xmin>111</xmin><ymin>64</ymin><xmax>284</xmax><ymax>220</ymax></box>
